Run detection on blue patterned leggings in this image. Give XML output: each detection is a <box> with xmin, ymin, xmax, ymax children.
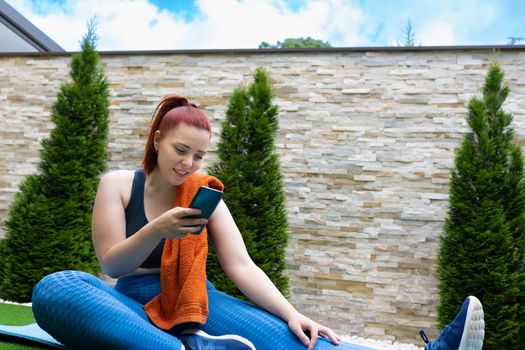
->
<box><xmin>32</xmin><ymin>270</ymin><xmax>372</xmax><ymax>350</ymax></box>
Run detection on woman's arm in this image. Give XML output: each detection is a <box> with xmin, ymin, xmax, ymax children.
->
<box><xmin>207</xmin><ymin>201</ymin><xmax>340</xmax><ymax>350</ymax></box>
<box><xmin>91</xmin><ymin>171</ymin><xmax>205</xmax><ymax>278</ymax></box>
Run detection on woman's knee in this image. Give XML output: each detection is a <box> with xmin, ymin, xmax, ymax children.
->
<box><xmin>32</xmin><ymin>270</ymin><xmax>105</xmax><ymax>323</ymax></box>
<box><xmin>32</xmin><ymin>270</ymin><xmax>96</xmax><ymax>307</ymax></box>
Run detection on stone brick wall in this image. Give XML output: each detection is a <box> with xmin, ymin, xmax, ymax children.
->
<box><xmin>1</xmin><ymin>47</ymin><xmax>524</xmax><ymax>343</ymax></box>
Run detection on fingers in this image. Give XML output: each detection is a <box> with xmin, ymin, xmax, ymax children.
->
<box><xmin>175</xmin><ymin>207</ymin><xmax>202</xmax><ymax>218</ymax></box>
<box><xmin>180</xmin><ymin>218</ymin><xmax>208</xmax><ymax>227</ymax></box>
<box><xmin>308</xmin><ymin>327</ymin><xmax>319</xmax><ymax>350</ymax></box>
<box><xmin>308</xmin><ymin>325</ymin><xmax>341</xmax><ymax>349</ymax></box>
<box><xmin>178</xmin><ymin>208</ymin><xmax>208</xmax><ymax>233</ymax></box>
<box><xmin>171</xmin><ymin>207</ymin><xmax>205</xmax><ymax>225</ymax></box>
<box><xmin>290</xmin><ymin>321</ymin><xmax>341</xmax><ymax>350</ymax></box>
<box><xmin>288</xmin><ymin>322</ymin><xmax>311</xmax><ymax>348</ymax></box>
<box><xmin>319</xmin><ymin>327</ymin><xmax>341</xmax><ymax>345</ymax></box>
<box><xmin>154</xmin><ymin>207</ymin><xmax>208</xmax><ymax>239</ymax></box>
<box><xmin>289</xmin><ymin>323</ymin><xmax>320</xmax><ymax>350</ymax></box>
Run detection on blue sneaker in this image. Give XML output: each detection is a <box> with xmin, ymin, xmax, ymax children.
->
<box><xmin>420</xmin><ymin>296</ymin><xmax>484</xmax><ymax>350</ymax></box>
<box><xmin>180</xmin><ymin>328</ymin><xmax>256</xmax><ymax>350</ymax></box>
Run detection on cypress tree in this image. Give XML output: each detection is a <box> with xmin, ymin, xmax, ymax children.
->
<box><xmin>0</xmin><ymin>25</ymin><xmax>110</xmax><ymax>302</ymax></box>
<box><xmin>207</xmin><ymin>67</ymin><xmax>290</xmax><ymax>299</ymax></box>
<box><xmin>437</xmin><ymin>62</ymin><xmax>525</xmax><ymax>349</ymax></box>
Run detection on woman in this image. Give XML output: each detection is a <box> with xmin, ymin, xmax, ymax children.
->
<box><xmin>32</xmin><ymin>95</ymin><xmax>484</xmax><ymax>350</ymax></box>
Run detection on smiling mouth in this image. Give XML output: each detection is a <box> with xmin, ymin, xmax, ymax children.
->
<box><xmin>174</xmin><ymin>169</ymin><xmax>189</xmax><ymax>177</ymax></box>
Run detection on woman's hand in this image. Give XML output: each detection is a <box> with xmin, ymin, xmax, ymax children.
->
<box><xmin>151</xmin><ymin>206</ymin><xmax>208</xmax><ymax>239</ymax></box>
<box><xmin>287</xmin><ymin>312</ymin><xmax>341</xmax><ymax>350</ymax></box>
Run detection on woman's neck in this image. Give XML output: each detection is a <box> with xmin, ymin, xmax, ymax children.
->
<box><xmin>144</xmin><ymin>168</ymin><xmax>178</xmax><ymax>204</ymax></box>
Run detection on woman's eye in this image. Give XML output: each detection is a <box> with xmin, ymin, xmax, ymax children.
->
<box><xmin>175</xmin><ymin>147</ymin><xmax>186</xmax><ymax>154</ymax></box>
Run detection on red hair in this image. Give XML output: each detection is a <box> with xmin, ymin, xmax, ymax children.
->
<box><xmin>143</xmin><ymin>95</ymin><xmax>212</xmax><ymax>174</ymax></box>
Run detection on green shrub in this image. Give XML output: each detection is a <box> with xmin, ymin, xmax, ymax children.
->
<box><xmin>207</xmin><ymin>67</ymin><xmax>290</xmax><ymax>299</ymax></box>
<box><xmin>0</xmin><ymin>27</ymin><xmax>110</xmax><ymax>302</ymax></box>
<box><xmin>437</xmin><ymin>61</ymin><xmax>525</xmax><ymax>349</ymax></box>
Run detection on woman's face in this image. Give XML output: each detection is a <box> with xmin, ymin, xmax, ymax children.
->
<box><xmin>154</xmin><ymin>123</ymin><xmax>210</xmax><ymax>186</ymax></box>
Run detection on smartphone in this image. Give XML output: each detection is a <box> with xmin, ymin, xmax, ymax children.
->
<box><xmin>185</xmin><ymin>186</ymin><xmax>224</xmax><ymax>234</ymax></box>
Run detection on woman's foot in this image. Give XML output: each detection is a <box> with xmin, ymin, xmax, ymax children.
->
<box><xmin>180</xmin><ymin>328</ymin><xmax>256</xmax><ymax>350</ymax></box>
<box><xmin>420</xmin><ymin>296</ymin><xmax>484</xmax><ymax>350</ymax></box>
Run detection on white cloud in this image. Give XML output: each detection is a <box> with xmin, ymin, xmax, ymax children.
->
<box><xmin>7</xmin><ymin>0</ymin><xmax>367</xmax><ymax>50</ymax></box>
<box><xmin>8</xmin><ymin>0</ymin><xmax>193</xmax><ymax>50</ymax></box>
<box><xmin>412</xmin><ymin>1</ymin><xmax>500</xmax><ymax>46</ymax></box>
<box><xmin>419</xmin><ymin>17</ymin><xmax>456</xmax><ymax>46</ymax></box>
<box><xmin>190</xmin><ymin>0</ymin><xmax>367</xmax><ymax>48</ymax></box>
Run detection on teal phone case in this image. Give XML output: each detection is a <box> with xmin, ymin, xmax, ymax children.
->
<box><xmin>185</xmin><ymin>186</ymin><xmax>223</xmax><ymax>234</ymax></box>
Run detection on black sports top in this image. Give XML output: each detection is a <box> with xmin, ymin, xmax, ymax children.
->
<box><xmin>125</xmin><ymin>169</ymin><xmax>165</xmax><ymax>268</ymax></box>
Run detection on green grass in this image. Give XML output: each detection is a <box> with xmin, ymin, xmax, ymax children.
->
<box><xmin>0</xmin><ymin>303</ymin><xmax>34</xmax><ymax>326</ymax></box>
<box><xmin>0</xmin><ymin>303</ymin><xmax>51</xmax><ymax>349</ymax></box>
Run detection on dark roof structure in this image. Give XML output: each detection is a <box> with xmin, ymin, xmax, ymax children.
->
<box><xmin>0</xmin><ymin>0</ymin><xmax>64</xmax><ymax>52</ymax></box>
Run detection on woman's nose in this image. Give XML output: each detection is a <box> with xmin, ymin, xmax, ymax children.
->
<box><xmin>181</xmin><ymin>155</ymin><xmax>192</xmax><ymax>167</ymax></box>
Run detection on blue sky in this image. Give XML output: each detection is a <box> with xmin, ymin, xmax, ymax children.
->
<box><xmin>7</xmin><ymin>0</ymin><xmax>525</xmax><ymax>51</ymax></box>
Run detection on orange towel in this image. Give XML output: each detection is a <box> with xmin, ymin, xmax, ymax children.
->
<box><xmin>144</xmin><ymin>172</ymin><xmax>224</xmax><ymax>330</ymax></box>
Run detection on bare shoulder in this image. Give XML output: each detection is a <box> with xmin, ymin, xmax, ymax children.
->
<box><xmin>97</xmin><ymin>170</ymin><xmax>136</xmax><ymax>205</ymax></box>
<box><xmin>99</xmin><ymin>170</ymin><xmax>134</xmax><ymax>187</ymax></box>
<box><xmin>101</xmin><ymin>169</ymin><xmax>134</xmax><ymax>182</ymax></box>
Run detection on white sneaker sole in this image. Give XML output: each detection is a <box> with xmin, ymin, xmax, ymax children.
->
<box><xmin>181</xmin><ymin>329</ymin><xmax>256</xmax><ymax>350</ymax></box>
<box><xmin>458</xmin><ymin>296</ymin><xmax>485</xmax><ymax>350</ymax></box>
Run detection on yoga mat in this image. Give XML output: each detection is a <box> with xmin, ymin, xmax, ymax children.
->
<box><xmin>0</xmin><ymin>323</ymin><xmax>66</xmax><ymax>349</ymax></box>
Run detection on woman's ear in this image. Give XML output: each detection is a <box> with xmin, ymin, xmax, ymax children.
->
<box><xmin>153</xmin><ymin>130</ymin><xmax>161</xmax><ymax>152</ymax></box>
